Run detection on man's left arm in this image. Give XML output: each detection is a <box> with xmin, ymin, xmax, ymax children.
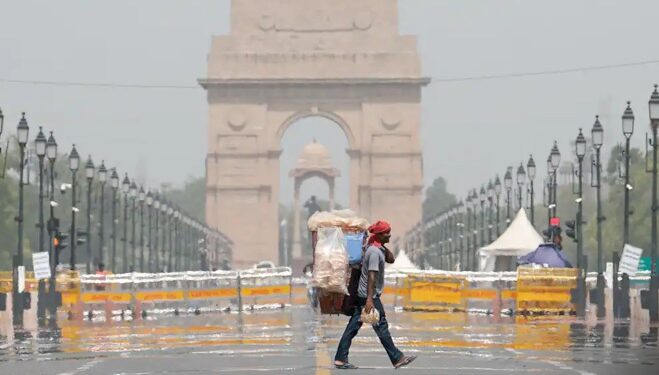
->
<box><xmin>383</xmin><ymin>246</ymin><xmax>395</xmax><ymax>264</ymax></box>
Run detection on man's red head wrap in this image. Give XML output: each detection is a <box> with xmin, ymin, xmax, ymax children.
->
<box><xmin>367</xmin><ymin>220</ymin><xmax>391</xmax><ymax>246</ymax></box>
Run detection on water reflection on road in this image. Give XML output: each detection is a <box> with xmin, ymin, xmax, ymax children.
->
<box><xmin>0</xmin><ymin>308</ymin><xmax>657</xmax><ymax>368</ymax></box>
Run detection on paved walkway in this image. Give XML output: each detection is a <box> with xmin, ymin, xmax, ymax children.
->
<box><xmin>0</xmin><ymin>307</ymin><xmax>657</xmax><ymax>374</ymax></box>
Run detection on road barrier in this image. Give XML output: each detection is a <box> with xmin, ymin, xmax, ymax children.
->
<box><xmin>2</xmin><ymin>266</ymin><xmax>654</xmax><ymax>324</ymax></box>
<box><xmin>71</xmin><ymin>267</ymin><xmax>295</xmax><ymax>319</ymax></box>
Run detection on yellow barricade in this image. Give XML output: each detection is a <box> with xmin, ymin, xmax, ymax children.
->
<box><xmin>405</xmin><ymin>274</ymin><xmax>466</xmax><ymax>311</ymax></box>
<box><xmin>516</xmin><ymin>267</ymin><xmax>577</xmax><ymax>314</ymax></box>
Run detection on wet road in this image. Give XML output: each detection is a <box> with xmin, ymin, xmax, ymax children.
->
<box><xmin>0</xmin><ymin>307</ymin><xmax>657</xmax><ymax>374</ymax></box>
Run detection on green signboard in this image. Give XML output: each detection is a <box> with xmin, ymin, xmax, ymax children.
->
<box><xmin>639</xmin><ymin>257</ymin><xmax>652</xmax><ymax>272</ymax></box>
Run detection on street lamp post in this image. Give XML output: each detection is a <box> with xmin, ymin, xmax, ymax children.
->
<box><xmin>517</xmin><ymin>163</ymin><xmax>526</xmax><ymax>212</ymax></box>
<box><xmin>504</xmin><ymin>169</ymin><xmax>513</xmax><ymax>226</ymax></box>
<box><xmin>129</xmin><ymin>180</ymin><xmax>138</xmax><ymax>272</ymax></box>
<box><xmin>591</xmin><ymin>115</ymin><xmax>606</xmax><ymax>319</ymax></box>
<box><xmin>161</xmin><ymin>200</ymin><xmax>169</xmax><ymax>272</ymax></box>
<box><xmin>138</xmin><ymin>187</ymin><xmax>146</xmax><ymax>272</ymax></box>
<box><xmin>97</xmin><ymin>162</ymin><xmax>107</xmax><ymax>268</ymax></box>
<box><xmin>84</xmin><ymin>156</ymin><xmax>95</xmax><ymax>274</ymax></box>
<box><xmin>34</xmin><ymin>127</ymin><xmax>47</xmax><ymax>324</ymax></box>
<box><xmin>546</xmin><ymin>155</ymin><xmax>553</xmax><ymax>232</ymax></box>
<box><xmin>167</xmin><ymin>206</ymin><xmax>174</xmax><ymax>271</ymax></box>
<box><xmin>647</xmin><ymin>84</ymin><xmax>659</xmax><ymax>322</ymax></box>
<box><xmin>110</xmin><ymin>169</ymin><xmax>119</xmax><ymax>273</ymax></box>
<box><xmin>153</xmin><ymin>195</ymin><xmax>160</xmax><ymax>272</ymax></box>
<box><xmin>527</xmin><ymin>155</ymin><xmax>536</xmax><ymax>226</ymax></box>
<box><xmin>550</xmin><ymin>141</ymin><xmax>561</xmax><ymax>218</ymax></box>
<box><xmin>146</xmin><ymin>191</ymin><xmax>153</xmax><ymax>272</ymax></box>
<box><xmin>13</xmin><ymin>113</ymin><xmax>29</xmax><ymax>325</ymax></box>
<box><xmin>616</xmin><ymin>102</ymin><xmax>635</xmax><ymax>319</ymax></box>
<box><xmin>121</xmin><ymin>174</ymin><xmax>130</xmax><ymax>273</ymax></box>
<box><xmin>45</xmin><ymin>132</ymin><xmax>58</xmax><ymax>319</ymax></box>
<box><xmin>68</xmin><ymin>145</ymin><xmax>80</xmax><ymax>271</ymax></box>
<box><xmin>35</xmin><ymin>127</ymin><xmax>47</xmax><ymax>258</ymax></box>
<box><xmin>575</xmin><ymin>128</ymin><xmax>587</xmax><ymax>317</ymax></box>
<box><xmin>465</xmin><ymin>194</ymin><xmax>472</xmax><ymax>270</ymax></box>
<box><xmin>487</xmin><ymin>181</ymin><xmax>494</xmax><ymax>243</ymax></box>
<box><xmin>479</xmin><ymin>186</ymin><xmax>486</xmax><ymax>248</ymax></box>
<box><xmin>494</xmin><ymin>176</ymin><xmax>502</xmax><ymax>236</ymax></box>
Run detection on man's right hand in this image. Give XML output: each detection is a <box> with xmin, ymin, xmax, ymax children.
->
<box><xmin>364</xmin><ymin>298</ymin><xmax>374</xmax><ymax>314</ymax></box>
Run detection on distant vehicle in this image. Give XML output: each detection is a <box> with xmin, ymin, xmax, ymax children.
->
<box><xmin>254</xmin><ymin>261</ymin><xmax>276</xmax><ymax>269</ymax></box>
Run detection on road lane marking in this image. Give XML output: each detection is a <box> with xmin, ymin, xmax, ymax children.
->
<box><xmin>314</xmin><ymin>322</ymin><xmax>331</xmax><ymax>375</ymax></box>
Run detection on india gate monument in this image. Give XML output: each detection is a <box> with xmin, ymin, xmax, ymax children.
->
<box><xmin>199</xmin><ymin>0</ymin><xmax>429</xmax><ymax>270</ymax></box>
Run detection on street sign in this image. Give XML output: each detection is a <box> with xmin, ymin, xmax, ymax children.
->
<box><xmin>32</xmin><ymin>252</ymin><xmax>51</xmax><ymax>280</ymax></box>
<box><xmin>639</xmin><ymin>257</ymin><xmax>651</xmax><ymax>272</ymax></box>
<box><xmin>619</xmin><ymin>244</ymin><xmax>643</xmax><ymax>276</ymax></box>
<box><xmin>17</xmin><ymin>266</ymin><xmax>25</xmax><ymax>293</ymax></box>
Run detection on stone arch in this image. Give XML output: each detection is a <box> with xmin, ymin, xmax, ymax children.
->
<box><xmin>276</xmin><ymin>110</ymin><xmax>357</xmax><ymax>150</ymax></box>
<box><xmin>200</xmin><ymin>0</ymin><xmax>429</xmax><ymax>271</ymax></box>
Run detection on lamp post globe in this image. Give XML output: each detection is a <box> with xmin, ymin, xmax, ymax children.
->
<box><xmin>110</xmin><ymin>169</ymin><xmax>119</xmax><ymax>190</ymax></box>
<box><xmin>129</xmin><ymin>180</ymin><xmax>137</xmax><ymax>198</ymax></box>
<box><xmin>622</xmin><ymin>101</ymin><xmax>635</xmax><ymax>138</ymax></box>
<box><xmin>17</xmin><ymin>113</ymin><xmax>29</xmax><ymax>146</ymax></box>
<box><xmin>527</xmin><ymin>155</ymin><xmax>536</xmax><ymax>181</ymax></box>
<box><xmin>516</xmin><ymin>163</ymin><xmax>526</xmax><ymax>187</ymax></box>
<box><xmin>546</xmin><ymin>155</ymin><xmax>553</xmax><ymax>174</ymax></box>
<box><xmin>649</xmin><ymin>84</ymin><xmax>659</xmax><ymax>126</ymax></box>
<box><xmin>550</xmin><ymin>141</ymin><xmax>561</xmax><ymax>171</ymax></box>
<box><xmin>122</xmin><ymin>174</ymin><xmax>130</xmax><ymax>194</ymax></box>
<box><xmin>576</xmin><ymin>128</ymin><xmax>587</xmax><ymax>160</ymax></box>
<box><xmin>35</xmin><ymin>127</ymin><xmax>47</xmax><ymax>158</ymax></box>
<box><xmin>69</xmin><ymin>145</ymin><xmax>80</xmax><ymax>172</ymax></box>
<box><xmin>494</xmin><ymin>175</ymin><xmax>502</xmax><ymax>196</ymax></box>
<box><xmin>98</xmin><ymin>162</ymin><xmax>108</xmax><ymax>184</ymax></box>
<box><xmin>46</xmin><ymin>132</ymin><xmax>57</xmax><ymax>162</ymax></box>
<box><xmin>592</xmin><ymin>116</ymin><xmax>604</xmax><ymax>149</ymax></box>
<box><xmin>85</xmin><ymin>156</ymin><xmax>95</xmax><ymax>181</ymax></box>
<box><xmin>139</xmin><ymin>187</ymin><xmax>146</xmax><ymax>202</ymax></box>
<box><xmin>504</xmin><ymin>170</ymin><xmax>512</xmax><ymax>190</ymax></box>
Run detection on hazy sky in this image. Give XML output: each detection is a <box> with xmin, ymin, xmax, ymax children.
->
<box><xmin>1</xmin><ymin>0</ymin><xmax>658</xmax><ymax>208</ymax></box>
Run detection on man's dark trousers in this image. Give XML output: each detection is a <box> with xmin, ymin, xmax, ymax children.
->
<box><xmin>334</xmin><ymin>297</ymin><xmax>403</xmax><ymax>365</ymax></box>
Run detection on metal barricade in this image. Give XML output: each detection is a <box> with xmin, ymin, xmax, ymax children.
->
<box><xmin>238</xmin><ymin>267</ymin><xmax>292</xmax><ymax>309</ymax></box>
<box><xmin>404</xmin><ymin>271</ymin><xmax>467</xmax><ymax>312</ymax></box>
<box><xmin>516</xmin><ymin>267</ymin><xmax>577</xmax><ymax>315</ymax></box>
<box><xmin>462</xmin><ymin>272</ymin><xmax>517</xmax><ymax>315</ymax></box>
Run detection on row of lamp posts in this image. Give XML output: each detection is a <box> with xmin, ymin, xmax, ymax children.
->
<box><xmin>0</xmin><ymin>108</ymin><xmax>233</xmax><ymax>327</ymax></box>
<box><xmin>405</xmin><ymin>85</ymin><xmax>659</xmax><ymax>322</ymax></box>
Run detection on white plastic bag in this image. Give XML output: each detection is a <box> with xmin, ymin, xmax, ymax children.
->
<box><xmin>360</xmin><ymin>307</ymin><xmax>380</xmax><ymax>325</ymax></box>
<box><xmin>312</xmin><ymin>227</ymin><xmax>349</xmax><ymax>295</ymax></box>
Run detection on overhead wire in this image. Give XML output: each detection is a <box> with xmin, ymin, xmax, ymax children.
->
<box><xmin>1</xmin><ymin>58</ymin><xmax>658</xmax><ymax>89</ymax></box>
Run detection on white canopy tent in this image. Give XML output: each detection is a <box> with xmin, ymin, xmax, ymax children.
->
<box><xmin>386</xmin><ymin>249</ymin><xmax>419</xmax><ymax>272</ymax></box>
<box><xmin>478</xmin><ymin>209</ymin><xmax>543</xmax><ymax>271</ymax></box>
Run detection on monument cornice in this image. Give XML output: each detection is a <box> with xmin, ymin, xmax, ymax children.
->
<box><xmin>199</xmin><ymin>77</ymin><xmax>431</xmax><ymax>88</ymax></box>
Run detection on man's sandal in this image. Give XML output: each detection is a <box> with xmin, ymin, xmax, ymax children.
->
<box><xmin>334</xmin><ymin>362</ymin><xmax>358</xmax><ymax>370</ymax></box>
<box><xmin>394</xmin><ymin>355</ymin><xmax>417</xmax><ymax>369</ymax></box>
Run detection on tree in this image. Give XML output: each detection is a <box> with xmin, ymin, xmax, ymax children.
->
<box><xmin>423</xmin><ymin>176</ymin><xmax>457</xmax><ymax>221</ymax></box>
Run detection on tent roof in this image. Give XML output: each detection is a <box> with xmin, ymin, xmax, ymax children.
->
<box><xmin>386</xmin><ymin>249</ymin><xmax>419</xmax><ymax>271</ymax></box>
<box><xmin>479</xmin><ymin>209</ymin><xmax>543</xmax><ymax>256</ymax></box>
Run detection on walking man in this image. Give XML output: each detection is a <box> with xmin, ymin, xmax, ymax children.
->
<box><xmin>334</xmin><ymin>220</ymin><xmax>417</xmax><ymax>369</ymax></box>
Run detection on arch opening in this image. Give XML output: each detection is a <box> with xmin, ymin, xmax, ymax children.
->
<box><xmin>278</xmin><ymin>116</ymin><xmax>350</xmax><ymax>267</ymax></box>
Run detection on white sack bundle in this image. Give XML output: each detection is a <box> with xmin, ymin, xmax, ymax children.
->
<box><xmin>312</xmin><ymin>227</ymin><xmax>349</xmax><ymax>295</ymax></box>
